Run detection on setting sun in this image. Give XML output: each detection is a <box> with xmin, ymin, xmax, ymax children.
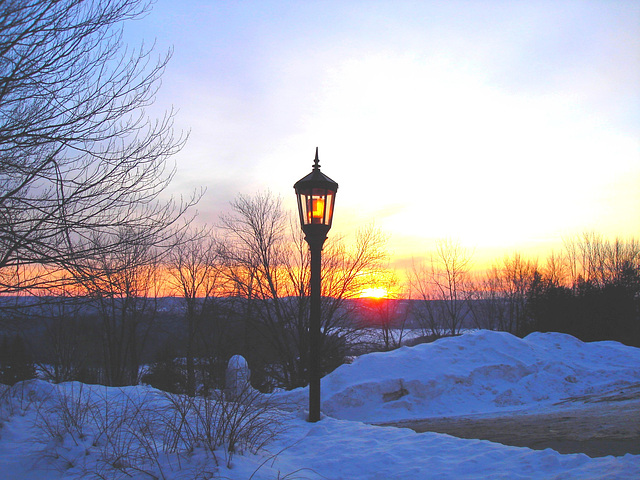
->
<box><xmin>359</xmin><ymin>287</ymin><xmax>388</xmax><ymax>299</ymax></box>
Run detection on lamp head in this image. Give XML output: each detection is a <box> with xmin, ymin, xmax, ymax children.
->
<box><xmin>294</xmin><ymin>148</ymin><xmax>338</xmax><ymax>240</ymax></box>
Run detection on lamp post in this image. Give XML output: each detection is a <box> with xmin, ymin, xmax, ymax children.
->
<box><xmin>294</xmin><ymin>147</ymin><xmax>338</xmax><ymax>422</ymax></box>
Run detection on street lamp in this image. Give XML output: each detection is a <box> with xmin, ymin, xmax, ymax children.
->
<box><xmin>294</xmin><ymin>147</ymin><xmax>338</xmax><ymax>422</ymax></box>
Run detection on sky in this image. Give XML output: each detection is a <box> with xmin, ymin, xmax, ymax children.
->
<box><xmin>124</xmin><ymin>0</ymin><xmax>640</xmax><ymax>271</ymax></box>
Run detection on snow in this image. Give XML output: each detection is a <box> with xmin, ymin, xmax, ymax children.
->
<box><xmin>1</xmin><ymin>330</ymin><xmax>639</xmax><ymax>479</ymax></box>
<box><xmin>280</xmin><ymin>330</ymin><xmax>640</xmax><ymax>423</ymax></box>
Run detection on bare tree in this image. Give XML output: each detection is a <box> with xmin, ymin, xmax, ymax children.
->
<box><xmin>563</xmin><ymin>232</ymin><xmax>640</xmax><ymax>288</ymax></box>
<box><xmin>563</xmin><ymin>232</ymin><xmax>607</xmax><ymax>287</ymax></box>
<box><xmin>70</xmin><ymin>228</ymin><xmax>163</xmax><ymax>386</ymax></box>
<box><xmin>316</xmin><ymin>225</ymin><xmax>389</xmax><ymax>358</ymax></box>
<box><xmin>466</xmin><ymin>272</ymin><xmax>507</xmax><ymax>331</ymax></box>
<box><xmin>482</xmin><ymin>253</ymin><xmax>538</xmax><ymax>334</ymax></box>
<box><xmin>167</xmin><ymin>228</ymin><xmax>224</xmax><ymax>395</ymax></box>
<box><xmin>0</xmin><ymin>0</ymin><xmax>197</xmax><ymax>294</ymax></box>
<box><xmin>542</xmin><ymin>249</ymin><xmax>566</xmax><ymax>288</ymax></box>
<box><xmin>467</xmin><ymin>235</ymin><xmax>639</xmax><ymax>338</ymax></box>
<box><xmin>606</xmin><ymin>237</ymin><xmax>640</xmax><ymax>284</ymax></box>
<box><xmin>37</xmin><ymin>294</ymin><xmax>100</xmax><ymax>383</ymax></box>
<box><xmin>410</xmin><ymin>239</ymin><xmax>474</xmax><ymax>336</ymax></box>
<box><xmin>218</xmin><ymin>192</ymin><xmax>297</xmax><ymax>388</ymax></box>
<box><xmin>219</xmin><ymin>191</ymin><xmax>388</xmax><ymax>390</ymax></box>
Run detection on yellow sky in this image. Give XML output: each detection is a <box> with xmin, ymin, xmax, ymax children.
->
<box><xmin>128</xmin><ymin>1</ymin><xmax>639</xmax><ymax>276</ymax></box>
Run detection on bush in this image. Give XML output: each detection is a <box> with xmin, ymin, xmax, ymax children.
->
<box><xmin>141</xmin><ymin>343</ymin><xmax>185</xmax><ymax>394</ymax></box>
<box><xmin>162</xmin><ymin>385</ymin><xmax>284</xmax><ymax>467</ymax></box>
<box><xmin>29</xmin><ymin>382</ymin><xmax>284</xmax><ymax>477</ymax></box>
<box><xmin>0</xmin><ymin>335</ymin><xmax>36</xmax><ymax>385</ymax></box>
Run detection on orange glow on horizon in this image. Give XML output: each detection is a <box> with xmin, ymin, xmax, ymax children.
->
<box><xmin>359</xmin><ymin>286</ymin><xmax>389</xmax><ymax>299</ymax></box>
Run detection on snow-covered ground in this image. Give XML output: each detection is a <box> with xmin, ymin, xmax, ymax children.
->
<box><xmin>1</xmin><ymin>330</ymin><xmax>639</xmax><ymax>479</ymax></box>
<box><xmin>281</xmin><ymin>330</ymin><xmax>640</xmax><ymax>423</ymax></box>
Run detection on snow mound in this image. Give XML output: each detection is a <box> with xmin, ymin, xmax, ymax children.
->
<box><xmin>282</xmin><ymin>330</ymin><xmax>640</xmax><ymax>423</ymax></box>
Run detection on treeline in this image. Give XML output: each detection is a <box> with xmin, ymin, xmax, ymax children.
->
<box><xmin>409</xmin><ymin>234</ymin><xmax>640</xmax><ymax>347</ymax></box>
<box><xmin>524</xmin><ymin>234</ymin><xmax>639</xmax><ymax>344</ymax></box>
<box><xmin>0</xmin><ymin>191</ymin><xmax>388</xmax><ymax>394</ymax></box>
<box><xmin>3</xmin><ymin>227</ymin><xmax>637</xmax><ymax>395</ymax></box>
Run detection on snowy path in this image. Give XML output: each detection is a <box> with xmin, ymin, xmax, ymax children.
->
<box><xmin>267</xmin><ymin>415</ymin><xmax>640</xmax><ymax>480</ymax></box>
<box><xmin>381</xmin><ymin>398</ymin><xmax>640</xmax><ymax>457</ymax></box>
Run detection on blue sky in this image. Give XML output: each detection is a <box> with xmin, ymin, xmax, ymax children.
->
<box><xmin>125</xmin><ymin>0</ymin><xmax>640</xmax><ymax>268</ymax></box>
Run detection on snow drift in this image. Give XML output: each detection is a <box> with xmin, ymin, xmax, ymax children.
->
<box><xmin>280</xmin><ymin>330</ymin><xmax>640</xmax><ymax>423</ymax></box>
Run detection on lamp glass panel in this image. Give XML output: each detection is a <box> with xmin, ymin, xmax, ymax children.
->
<box><xmin>325</xmin><ymin>192</ymin><xmax>334</xmax><ymax>226</ymax></box>
<box><xmin>297</xmin><ymin>186</ymin><xmax>336</xmax><ymax>227</ymax></box>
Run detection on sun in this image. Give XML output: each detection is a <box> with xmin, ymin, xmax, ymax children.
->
<box><xmin>359</xmin><ymin>287</ymin><xmax>389</xmax><ymax>299</ymax></box>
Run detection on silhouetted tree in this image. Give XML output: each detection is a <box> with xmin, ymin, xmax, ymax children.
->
<box><xmin>0</xmin><ymin>0</ymin><xmax>197</xmax><ymax>295</ymax></box>
<box><xmin>69</xmin><ymin>228</ymin><xmax>163</xmax><ymax>386</ymax></box>
<box><xmin>563</xmin><ymin>232</ymin><xmax>640</xmax><ymax>287</ymax></box>
<box><xmin>526</xmin><ymin>252</ymin><xmax>640</xmax><ymax>346</ymax></box>
<box><xmin>525</xmin><ymin>272</ymin><xmax>575</xmax><ymax>336</ymax></box>
<box><xmin>38</xmin><ymin>296</ymin><xmax>99</xmax><ymax>383</ymax></box>
<box><xmin>168</xmin><ymin>228</ymin><xmax>225</xmax><ymax>395</ymax></box>
<box><xmin>466</xmin><ymin>273</ymin><xmax>507</xmax><ymax>331</ymax></box>
<box><xmin>219</xmin><ymin>191</ymin><xmax>387</xmax><ymax>390</ymax></box>
<box><xmin>410</xmin><ymin>239</ymin><xmax>473</xmax><ymax>336</ymax></box>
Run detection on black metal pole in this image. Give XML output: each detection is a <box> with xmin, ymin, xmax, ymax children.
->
<box><xmin>308</xmin><ymin>235</ymin><xmax>324</xmax><ymax>422</ymax></box>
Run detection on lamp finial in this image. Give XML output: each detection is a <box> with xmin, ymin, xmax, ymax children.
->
<box><xmin>313</xmin><ymin>147</ymin><xmax>320</xmax><ymax>170</ymax></box>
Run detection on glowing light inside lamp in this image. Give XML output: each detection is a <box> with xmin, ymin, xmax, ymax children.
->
<box><xmin>311</xmin><ymin>197</ymin><xmax>325</xmax><ymax>223</ymax></box>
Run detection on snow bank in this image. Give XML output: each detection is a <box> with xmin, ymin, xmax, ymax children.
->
<box><xmin>280</xmin><ymin>330</ymin><xmax>640</xmax><ymax>422</ymax></box>
<box><xmin>1</xmin><ymin>330</ymin><xmax>639</xmax><ymax>479</ymax></box>
<box><xmin>268</xmin><ymin>415</ymin><xmax>640</xmax><ymax>480</ymax></box>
